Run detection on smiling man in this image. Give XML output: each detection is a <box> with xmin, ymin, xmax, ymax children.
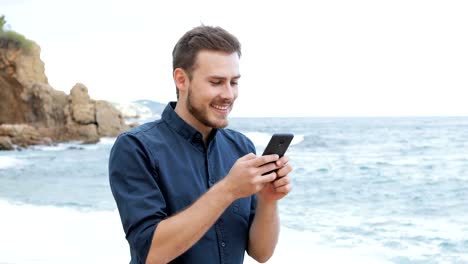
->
<box><xmin>109</xmin><ymin>26</ymin><xmax>293</xmax><ymax>264</ymax></box>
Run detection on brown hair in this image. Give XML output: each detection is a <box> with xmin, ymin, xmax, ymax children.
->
<box><xmin>172</xmin><ymin>25</ymin><xmax>241</xmax><ymax>99</ymax></box>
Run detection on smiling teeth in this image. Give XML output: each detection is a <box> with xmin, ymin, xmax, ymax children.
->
<box><xmin>212</xmin><ymin>104</ymin><xmax>229</xmax><ymax>110</ymax></box>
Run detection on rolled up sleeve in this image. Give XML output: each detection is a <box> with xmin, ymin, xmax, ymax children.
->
<box><xmin>109</xmin><ymin>133</ymin><xmax>167</xmax><ymax>262</ymax></box>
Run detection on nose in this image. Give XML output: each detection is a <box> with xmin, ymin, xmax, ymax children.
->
<box><xmin>221</xmin><ymin>83</ymin><xmax>235</xmax><ymax>101</ymax></box>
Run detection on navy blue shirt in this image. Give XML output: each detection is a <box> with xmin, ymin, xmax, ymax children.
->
<box><xmin>109</xmin><ymin>102</ymin><xmax>257</xmax><ymax>264</ymax></box>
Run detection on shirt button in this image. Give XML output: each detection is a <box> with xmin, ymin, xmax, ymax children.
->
<box><xmin>221</xmin><ymin>242</ymin><xmax>226</xmax><ymax>247</ymax></box>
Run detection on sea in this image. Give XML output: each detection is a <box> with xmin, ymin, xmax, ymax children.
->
<box><xmin>0</xmin><ymin>117</ymin><xmax>467</xmax><ymax>264</ymax></box>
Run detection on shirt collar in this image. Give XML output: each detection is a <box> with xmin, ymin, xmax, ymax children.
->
<box><xmin>162</xmin><ymin>102</ymin><xmax>218</xmax><ymax>143</ymax></box>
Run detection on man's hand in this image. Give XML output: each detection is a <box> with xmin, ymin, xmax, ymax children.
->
<box><xmin>222</xmin><ymin>153</ymin><xmax>281</xmax><ymax>199</ymax></box>
<box><xmin>246</xmin><ymin>155</ymin><xmax>293</xmax><ymax>262</ymax></box>
<box><xmin>257</xmin><ymin>155</ymin><xmax>293</xmax><ymax>203</ymax></box>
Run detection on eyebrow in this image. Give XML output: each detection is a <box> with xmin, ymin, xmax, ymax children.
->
<box><xmin>209</xmin><ymin>75</ymin><xmax>241</xmax><ymax>80</ymax></box>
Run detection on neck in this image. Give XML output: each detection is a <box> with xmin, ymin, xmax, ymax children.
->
<box><xmin>174</xmin><ymin>102</ymin><xmax>212</xmax><ymax>143</ymax></box>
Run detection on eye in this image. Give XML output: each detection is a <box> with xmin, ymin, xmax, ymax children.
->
<box><xmin>231</xmin><ymin>81</ymin><xmax>238</xmax><ymax>86</ymax></box>
<box><xmin>210</xmin><ymin>81</ymin><xmax>222</xmax><ymax>86</ymax></box>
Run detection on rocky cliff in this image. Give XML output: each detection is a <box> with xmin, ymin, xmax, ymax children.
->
<box><xmin>0</xmin><ymin>41</ymin><xmax>129</xmax><ymax>150</ymax></box>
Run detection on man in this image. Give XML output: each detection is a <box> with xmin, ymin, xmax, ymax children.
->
<box><xmin>109</xmin><ymin>25</ymin><xmax>293</xmax><ymax>264</ymax></box>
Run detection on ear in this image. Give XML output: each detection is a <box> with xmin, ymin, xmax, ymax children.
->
<box><xmin>174</xmin><ymin>68</ymin><xmax>189</xmax><ymax>93</ymax></box>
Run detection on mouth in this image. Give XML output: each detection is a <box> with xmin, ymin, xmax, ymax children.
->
<box><xmin>210</xmin><ymin>103</ymin><xmax>231</xmax><ymax>114</ymax></box>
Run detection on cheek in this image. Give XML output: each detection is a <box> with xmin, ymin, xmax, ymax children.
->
<box><xmin>190</xmin><ymin>83</ymin><xmax>213</xmax><ymax>98</ymax></box>
<box><xmin>233</xmin><ymin>87</ymin><xmax>239</xmax><ymax>99</ymax></box>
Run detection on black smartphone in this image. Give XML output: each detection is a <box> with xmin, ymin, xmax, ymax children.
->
<box><xmin>262</xmin><ymin>133</ymin><xmax>294</xmax><ymax>157</ymax></box>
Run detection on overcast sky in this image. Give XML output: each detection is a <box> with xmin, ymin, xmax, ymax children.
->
<box><xmin>2</xmin><ymin>0</ymin><xmax>468</xmax><ymax>117</ymax></box>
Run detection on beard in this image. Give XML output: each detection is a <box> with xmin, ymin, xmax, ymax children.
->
<box><xmin>186</xmin><ymin>86</ymin><xmax>231</xmax><ymax>129</ymax></box>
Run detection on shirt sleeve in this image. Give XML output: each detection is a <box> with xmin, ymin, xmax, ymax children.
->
<box><xmin>109</xmin><ymin>133</ymin><xmax>167</xmax><ymax>262</ymax></box>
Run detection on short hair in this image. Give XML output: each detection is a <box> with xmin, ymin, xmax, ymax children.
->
<box><xmin>172</xmin><ymin>25</ymin><xmax>241</xmax><ymax>98</ymax></box>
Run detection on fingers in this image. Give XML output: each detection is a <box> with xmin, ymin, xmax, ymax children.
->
<box><xmin>276</xmin><ymin>163</ymin><xmax>293</xmax><ymax>177</ymax></box>
<box><xmin>273</xmin><ymin>175</ymin><xmax>290</xmax><ymax>188</ymax></box>
<box><xmin>275</xmin><ymin>155</ymin><xmax>289</xmax><ymax>167</ymax></box>
<box><xmin>257</xmin><ymin>171</ymin><xmax>277</xmax><ymax>184</ymax></box>
<box><xmin>258</xmin><ymin>155</ymin><xmax>293</xmax><ymax>178</ymax></box>
<box><xmin>248</xmin><ymin>154</ymin><xmax>279</xmax><ymax>167</ymax></box>
<box><xmin>273</xmin><ymin>175</ymin><xmax>292</xmax><ymax>193</ymax></box>
<box><xmin>240</xmin><ymin>152</ymin><xmax>257</xmax><ymax>161</ymax></box>
<box><xmin>257</xmin><ymin>162</ymin><xmax>280</xmax><ymax>176</ymax></box>
<box><xmin>275</xmin><ymin>183</ymin><xmax>292</xmax><ymax>193</ymax></box>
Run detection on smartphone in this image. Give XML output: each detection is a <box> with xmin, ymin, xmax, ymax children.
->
<box><xmin>262</xmin><ymin>133</ymin><xmax>294</xmax><ymax>157</ymax></box>
<box><xmin>261</xmin><ymin>133</ymin><xmax>294</xmax><ymax>176</ymax></box>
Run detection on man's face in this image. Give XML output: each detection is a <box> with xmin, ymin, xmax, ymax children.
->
<box><xmin>185</xmin><ymin>50</ymin><xmax>240</xmax><ymax>129</ymax></box>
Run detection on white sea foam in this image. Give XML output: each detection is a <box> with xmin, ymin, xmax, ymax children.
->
<box><xmin>27</xmin><ymin>138</ymin><xmax>116</xmax><ymax>152</ymax></box>
<box><xmin>244</xmin><ymin>227</ymin><xmax>393</xmax><ymax>264</ymax></box>
<box><xmin>1</xmin><ymin>199</ymin><xmax>463</xmax><ymax>264</ymax></box>
<box><xmin>2</xmin><ymin>199</ymin><xmax>418</xmax><ymax>264</ymax></box>
<box><xmin>291</xmin><ymin>134</ymin><xmax>304</xmax><ymax>146</ymax></box>
<box><xmin>243</xmin><ymin>131</ymin><xmax>271</xmax><ymax>147</ymax></box>
<box><xmin>97</xmin><ymin>137</ymin><xmax>117</xmax><ymax>145</ymax></box>
<box><xmin>0</xmin><ymin>200</ymin><xmax>394</xmax><ymax>264</ymax></box>
<box><xmin>30</xmin><ymin>142</ymin><xmax>82</xmax><ymax>151</ymax></box>
<box><xmin>0</xmin><ymin>156</ymin><xmax>23</xmax><ymax>169</ymax></box>
<box><xmin>244</xmin><ymin>131</ymin><xmax>305</xmax><ymax>148</ymax></box>
<box><xmin>0</xmin><ymin>200</ymin><xmax>128</xmax><ymax>264</ymax></box>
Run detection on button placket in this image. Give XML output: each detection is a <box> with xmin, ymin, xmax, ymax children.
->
<box><xmin>216</xmin><ymin>218</ymin><xmax>227</xmax><ymax>263</ymax></box>
<box><xmin>207</xmin><ymin>154</ymin><xmax>215</xmax><ymax>187</ymax></box>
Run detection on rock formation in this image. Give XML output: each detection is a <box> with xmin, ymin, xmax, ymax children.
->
<box><xmin>0</xmin><ymin>41</ymin><xmax>129</xmax><ymax>150</ymax></box>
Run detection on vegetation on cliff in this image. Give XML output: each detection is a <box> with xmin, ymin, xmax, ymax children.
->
<box><xmin>0</xmin><ymin>15</ymin><xmax>129</xmax><ymax>150</ymax></box>
<box><xmin>0</xmin><ymin>15</ymin><xmax>34</xmax><ymax>51</ymax></box>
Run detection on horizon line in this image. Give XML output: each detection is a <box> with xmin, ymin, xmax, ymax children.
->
<box><xmin>229</xmin><ymin>115</ymin><xmax>468</xmax><ymax>119</ymax></box>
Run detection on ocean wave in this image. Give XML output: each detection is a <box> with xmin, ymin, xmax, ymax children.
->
<box><xmin>291</xmin><ymin>134</ymin><xmax>304</xmax><ymax>146</ymax></box>
<box><xmin>243</xmin><ymin>131</ymin><xmax>271</xmax><ymax>147</ymax></box>
<box><xmin>30</xmin><ymin>142</ymin><xmax>84</xmax><ymax>151</ymax></box>
<box><xmin>97</xmin><ymin>137</ymin><xmax>117</xmax><ymax>145</ymax></box>
<box><xmin>243</xmin><ymin>131</ymin><xmax>305</xmax><ymax>148</ymax></box>
<box><xmin>26</xmin><ymin>137</ymin><xmax>116</xmax><ymax>152</ymax></box>
<box><xmin>301</xmin><ymin>135</ymin><xmax>331</xmax><ymax>148</ymax></box>
<box><xmin>0</xmin><ymin>156</ymin><xmax>24</xmax><ymax>169</ymax></box>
